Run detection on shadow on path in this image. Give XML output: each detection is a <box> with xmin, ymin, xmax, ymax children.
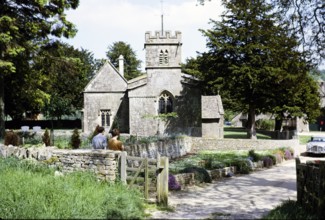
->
<box><xmin>149</xmin><ymin>160</ymin><xmax>297</xmax><ymax>220</ymax></box>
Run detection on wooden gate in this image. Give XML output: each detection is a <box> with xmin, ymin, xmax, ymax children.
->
<box><xmin>119</xmin><ymin>151</ymin><xmax>169</xmax><ymax>206</ymax></box>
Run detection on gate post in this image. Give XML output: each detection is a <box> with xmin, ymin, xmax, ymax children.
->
<box><xmin>144</xmin><ymin>158</ymin><xmax>149</xmax><ymax>200</ymax></box>
<box><xmin>157</xmin><ymin>156</ymin><xmax>169</xmax><ymax>206</ymax></box>
<box><xmin>120</xmin><ymin>151</ymin><xmax>127</xmax><ymax>184</ymax></box>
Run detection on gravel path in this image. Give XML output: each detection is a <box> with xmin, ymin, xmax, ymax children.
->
<box><xmin>147</xmin><ymin>136</ymin><xmax>325</xmax><ymax>220</ymax></box>
<box><xmin>148</xmin><ymin>160</ymin><xmax>297</xmax><ymax>219</ymax></box>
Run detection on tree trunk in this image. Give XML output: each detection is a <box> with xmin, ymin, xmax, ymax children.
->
<box><xmin>274</xmin><ymin>118</ymin><xmax>282</xmax><ymax>131</ymax></box>
<box><xmin>0</xmin><ymin>74</ymin><xmax>5</xmax><ymax>139</ymax></box>
<box><xmin>246</xmin><ymin>105</ymin><xmax>257</xmax><ymax>139</ymax></box>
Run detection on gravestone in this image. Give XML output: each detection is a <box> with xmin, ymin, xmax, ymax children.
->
<box><xmin>21</xmin><ymin>126</ymin><xmax>29</xmax><ymax>132</ymax></box>
<box><xmin>32</xmin><ymin>126</ymin><xmax>41</xmax><ymax>132</ymax></box>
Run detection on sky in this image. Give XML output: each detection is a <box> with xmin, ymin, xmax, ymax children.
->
<box><xmin>63</xmin><ymin>0</ymin><xmax>224</xmax><ymax>71</ymax></box>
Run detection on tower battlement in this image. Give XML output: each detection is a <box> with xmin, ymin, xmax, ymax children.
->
<box><xmin>145</xmin><ymin>31</ymin><xmax>182</xmax><ymax>43</ymax></box>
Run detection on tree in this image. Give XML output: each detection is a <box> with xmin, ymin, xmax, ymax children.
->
<box><xmin>106</xmin><ymin>41</ymin><xmax>142</xmax><ymax>80</ymax></box>
<box><xmin>197</xmin><ymin>0</ymin><xmax>325</xmax><ymax>66</ymax></box>
<box><xmin>273</xmin><ymin>0</ymin><xmax>324</xmax><ymax>65</ymax></box>
<box><xmin>0</xmin><ymin>0</ymin><xmax>79</xmax><ymax>138</ymax></box>
<box><xmin>196</xmin><ymin>0</ymin><xmax>320</xmax><ymax>138</ymax></box>
<box><xmin>33</xmin><ymin>41</ymin><xmax>95</xmax><ymax>120</ymax></box>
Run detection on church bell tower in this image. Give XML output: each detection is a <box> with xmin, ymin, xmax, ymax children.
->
<box><xmin>144</xmin><ymin>31</ymin><xmax>182</xmax><ymax>70</ymax></box>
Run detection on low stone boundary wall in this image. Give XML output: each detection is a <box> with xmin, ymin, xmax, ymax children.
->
<box><xmin>125</xmin><ymin>138</ymin><xmax>193</xmax><ymax>159</ymax></box>
<box><xmin>0</xmin><ymin>137</ymin><xmax>298</xmax><ymax>182</ymax></box>
<box><xmin>173</xmin><ymin>161</ymin><xmax>265</xmax><ymax>189</ymax></box>
<box><xmin>296</xmin><ymin>158</ymin><xmax>325</xmax><ymax>218</ymax></box>
<box><xmin>0</xmin><ymin>145</ymin><xmax>119</xmax><ymax>181</ymax></box>
<box><xmin>125</xmin><ymin>137</ymin><xmax>299</xmax><ymax>159</ymax></box>
<box><xmin>190</xmin><ymin>138</ymin><xmax>299</xmax><ymax>153</ymax></box>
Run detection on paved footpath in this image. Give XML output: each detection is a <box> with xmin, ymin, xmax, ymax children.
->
<box><xmin>149</xmin><ymin>159</ymin><xmax>297</xmax><ymax>219</ymax></box>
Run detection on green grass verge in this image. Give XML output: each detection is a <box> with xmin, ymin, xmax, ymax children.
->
<box><xmin>224</xmin><ymin>127</ymin><xmax>271</xmax><ymax>139</ymax></box>
<box><xmin>262</xmin><ymin>200</ymin><xmax>318</xmax><ymax>219</ymax></box>
<box><xmin>299</xmin><ymin>135</ymin><xmax>311</xmax><ymax>145</ymax></box>
<box><xmin>0</xmin><ymin>157</ymin><xmax>146</xmax><ymax>219</ymax></box>
<box><xmin>169</xmin><ymin>148</ymin><xmax>291</xmax><ymax>174</ymax></box>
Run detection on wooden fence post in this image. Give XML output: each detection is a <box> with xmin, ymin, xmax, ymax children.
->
<box><xmin>156</xmin><ymin>153</ymin><xmax>161</xmax><ymax>202</ymax></box>
<box><xmin>157</xmin><ymin>156</ymin><xmax>169</xmax><ymax>206</ymax></box>
<box><xmin>144</xmin><ymin>158</ymin><xmax>149</xmax><ymax>200</ymax></box>
<box><xmin>295</xmin><ymin>157</ymin><xmax>302</xmax><ymax>204</ymax></box>
<box><xmin>120</xmin><ymin>151</ymin><xmax>127</xmax><ymax>185</ymax></box>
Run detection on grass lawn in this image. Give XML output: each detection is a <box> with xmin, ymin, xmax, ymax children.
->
<box><xmin>224</xmin><ymin>127</ymin><xmax>272</xmax><ymax>139</ymax></box>
<box><xmin>298</xmin><ymin>135</ymin><xmax>312</xmax><ymax>145</ymax></box>
<box><xmin>0</xmin><ymin>157</ymin><xmax>147</xmax><ymax>219</ymax></box>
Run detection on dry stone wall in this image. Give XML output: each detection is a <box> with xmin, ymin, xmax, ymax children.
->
<box><xmin>0</xmin><ymin>145</ymin><xmax>119</xmax><ymax>181</ymax></box>
<box><xmin>125</xmin><ymin>137</ymin><xmax>299</xmax><ymax>158</ymax></box>
<box><xmin>0</xmin><ymin>136</ymin><xmax>299</xmax><ymax>182</ymax></box>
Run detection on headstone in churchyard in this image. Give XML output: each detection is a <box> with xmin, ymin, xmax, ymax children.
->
<box><xmin>33</xmin><ymin>126</ymin><xmax>41</xmax><ymax>132</ymax></box>
<box><xmin>21</xmin><ymin>126</ymin><xmax>29</xmax><ymax>132</ymax></box>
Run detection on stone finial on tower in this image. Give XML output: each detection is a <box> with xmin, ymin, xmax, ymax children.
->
<box><xmin>118</xmin><ymin>55</ymin><xmax>124</xmax><ymax>76</ymax></box>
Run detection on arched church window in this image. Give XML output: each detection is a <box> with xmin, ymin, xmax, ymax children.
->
<box><xmin>166</xmin><ymin>96</ymin><xmax>173</xmax><ymax>112</ymax></box>
<box><xmin>158</xmin><ymin>92</ymin><xmax>173</xmax><ymax>114</ymax></box>
<box><xmin>159</xmin><ymin>97</ymin><xmax>166</xmax><ymax>114</ymax></box>
<box><xmin>159</xmin><ymin>50</ymin><xmax>169</xmax><ymax>65</ymax></box>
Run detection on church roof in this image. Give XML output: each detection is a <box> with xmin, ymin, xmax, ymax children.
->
<box><xmin>84</xmin><ymin>60</ymin><xmax>127</xmax><ymax>93</ymax></box>
<box><xmin>127</xmin><ymin>74</ymin><xmax>148</xmax><ymax>90</ymax></box>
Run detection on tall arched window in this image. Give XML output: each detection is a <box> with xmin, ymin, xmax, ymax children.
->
<box><xmin>158</xmin><ymin>92</ymin><xmax>173</xmax><ymax>114</ymax></box>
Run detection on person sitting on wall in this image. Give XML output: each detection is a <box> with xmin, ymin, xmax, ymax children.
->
<box><xmin>92</xmin><ymin>126</ymin><xmax>108</xmax><ymax>149</ymax></box>
<box><xmin>108</xmin><ymin>128</ymin><xmax>124</xmax><ymax>151</ymax></box>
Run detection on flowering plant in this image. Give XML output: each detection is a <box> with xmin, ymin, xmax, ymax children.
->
<box><xmin>168</xmin><ymin>174</ymin><xmax>181</xmax><ymax>190</ymax></box>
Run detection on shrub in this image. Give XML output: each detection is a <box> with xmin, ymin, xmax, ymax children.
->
<box><xmin>284</xmin><ymin>149</ymin><xmax>294</xmax><ymax>160</ymax></box>
<box><xmin>4</xmin><ymin>130</ymin><xmax>19</xmax><ymax>146</ymax></box>
<box><xmin>201</xmin><ymin>154</ymin><xmax>215</xmax><ymax>169</ymax></box>
<box><xmin>273</xmin><ymin>153</ymin><xmax>283</xmax><ymax>164</ymax></box>
<box><xmin>262</xmin><ymin>154</ymin><xmax>276</xmax><ymax>165</ymax></box>
<box><xmin>179</xmin><ymin>166</ymin><xmax>212</xmax><ymax>183</ymax></box>
<box><xmin>256</xmin><ymin>119</ymin><xmax>275</xmax><ymax>131</ymax></box>
<box><xmin>70</xmin><ymin>128</ymin><xmax>81</xmax><ymax>149</ymax></box>
<box><xmin>42</xmin><ymin>128</ymin><xmax>51</xmax><ymax>146</ymax></box>
<box><xmin>263</xmin><ymin>156</ymin><xmax>273</xmax><ymax>168</ymax></box>
<box><xmin>248</xmin><ymin>150</ymin><xmax>261</xmax><ymax>162</ymax></box>
<box><xmin>233</xmin><ymin>158</ymin><xmax>252</xmax><ymax>174</ymax></box>
<box><xmin>168</xmin><ymin>174</ymin><xmax>181</xmax><ymax>190</ymax></box>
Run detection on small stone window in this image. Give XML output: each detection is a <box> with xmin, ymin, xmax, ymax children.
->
<box><xmin>159</xmin><ymin>50</ymin><xmax>169</xmax><ymax>65</ymax></box>
<box><xmin>100</xmin><ymin>110</ymin><xmax>111</xmax><ymax>127</ymax></box>
<box><xmin>158</xmin><ymin>92</ymin><xmax>173</xmax><ymax>114</ymax></box>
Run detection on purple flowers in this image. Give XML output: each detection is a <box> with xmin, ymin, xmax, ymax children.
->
<box><xmin>168</xmin><ymin>174</ymin><xmax>181</xmax><ymax>190</ymax></box>
<box><xmin>284</xmin><ymin>149</ymin><xmax>293</xmax><ymax>160</ymax></box>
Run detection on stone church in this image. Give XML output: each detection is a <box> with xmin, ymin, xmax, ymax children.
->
<box><xmin>83</xmin><ymin>30</ymin><xmax>224</xmax><ymax>137</ymax></box>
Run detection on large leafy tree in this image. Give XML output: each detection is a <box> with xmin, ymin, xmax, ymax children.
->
<box><xmin>194</xmin><ymin>0</ymin><xmax>320</xmax><ymax>139</ymax></box>
<box><xmin>106</xmin><ymin>41</ymin><xmax>142</xmax><ymax>80</ymax></box>
<box><xmin>0</xmin><ymin>0</ymin><xmax>79</xmax><ymax>137</ymax></box>
<box><xmin>4</xmin><ymin>42</ymin><xmax>98</xmax><ymax>121</ymax></box>
<box><xmin>33</xmin><ymin>42</ymin><xmax>96</xmax><ymax>120</ymax></box>
<box><xmin>197</xmin><ymin>0</ymin><xmax>325</xmax><ymax>66</ymax></box>
<box><xmin>273</xmin><ymin>0</ymin><xmax>324</xmax><ymax>65</ymax></box>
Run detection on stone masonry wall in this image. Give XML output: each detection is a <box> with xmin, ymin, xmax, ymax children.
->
<box><xmin>190</xmin><ymin>137</ymin><xmax>300</xmax><ymax>153</ymax></box>
<box><xmin>0</xmin><ymin>145</ymin><xmax>119</xmax><ymax>181</ymax></box>
<box><xmin>0</xmin><ymin>137</ymin><xmax>299</xmax><ymax>182</ymax></box>
<box><xmin>124</xmin><ymin>137</ymin><xmax>299</xmax><ymax>158</ymax></box>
